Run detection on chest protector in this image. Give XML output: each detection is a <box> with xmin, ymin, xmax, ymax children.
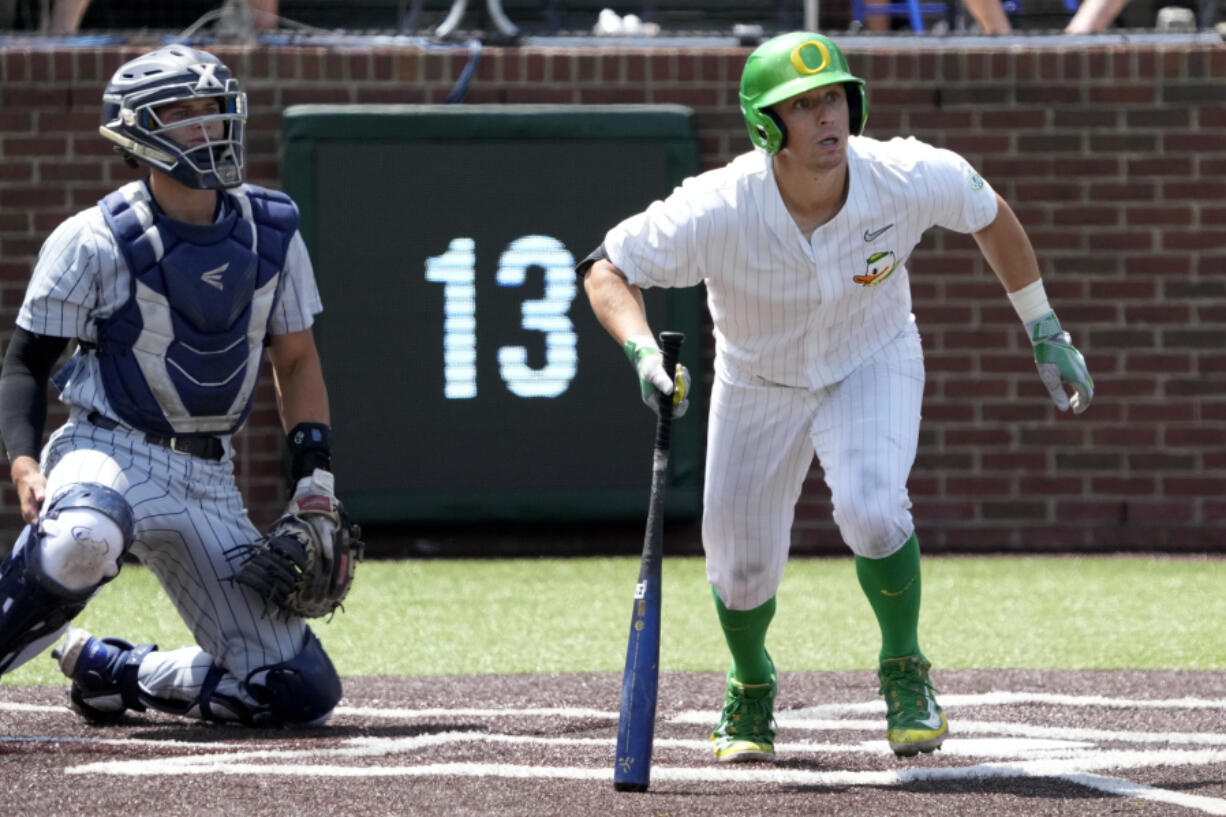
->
<box><xmin>95</xmin><ymin>181</ymin><xmax>298</xmax><ymax>436</ymax></box>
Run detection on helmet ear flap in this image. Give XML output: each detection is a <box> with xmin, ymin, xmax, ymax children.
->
<box><xmin>743</xmin><ymin>101</ymin><xmax>788</xmax><ymax>156</ymax></box>
<box><xmin>766</xmin><ymin>109</ymin><xmax>788</xmax><ymax>152</ymax></box>
<box><xmin>846</xmin><ymin>83</ymin><xmax>867</xmax><ymax>136</ymax></box>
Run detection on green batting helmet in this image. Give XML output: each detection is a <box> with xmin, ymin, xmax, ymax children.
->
<box><xmin>739</xmin><ymin>32</ymin><xmax>867</xmax><ymax>155</ymax></box>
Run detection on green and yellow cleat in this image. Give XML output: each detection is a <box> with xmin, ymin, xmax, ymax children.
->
<box><xmin>710</xmin><ymin>669</ymin><xmax>777</xmax><ymax>763</ymax></box>
<box><xmin>878</xmin><ymin>654</ymin><xmax>948</xmax><ymax>757</ymax></box>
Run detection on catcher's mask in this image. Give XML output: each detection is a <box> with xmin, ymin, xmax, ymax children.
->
<box><xmin>739</xmin><ymin>32</ymin><xmax>867</xmax><ymax>155</ymax></box>
<box><xmin>100</xmin><ymin>45</ymin><xmax>247</xmax><ymax>190</ymax></box>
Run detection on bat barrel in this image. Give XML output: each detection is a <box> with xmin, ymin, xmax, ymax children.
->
<box><xmin>612</xmin><ymin>572</ymin><xmax>661</xmax><ymax>790</ymax></box>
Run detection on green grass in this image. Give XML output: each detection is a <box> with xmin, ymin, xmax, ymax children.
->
<box><xmin>3</xmin><ymin>555</ymin><xmax>1222</xmax><ymax>686</ymax></box>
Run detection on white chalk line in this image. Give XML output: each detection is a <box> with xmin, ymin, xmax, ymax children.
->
<box><xmin>11</xmin><ymin>698</ymin><xmax>1223</xmax><ymax>748</ymax></box>
<box><xmin>0</xmin><ymin>701</ymin><xmax>70</xmax><ymax>713</ymax></box>
<box><xmin>6</xmin><ymin>692</ymin><xmax>1226</xmax><ymax>814</ymax></box>
<box><xmin>0</xmin><ymin>734</ymin><xmax>247</xmax><ymax>750</ymax></box>
<box><xmin>59</xmin><ymin>737</ymin><xmax>1226</xmax><ymax>816</ymax></box>
<box><xmin>1065</xmin><ymin>773</ymin><xmax>1226</xmax><ymax>816</ymax></box>
<box><xmin>58</xmin><ymin>730</ymin><xmax>1226</xmax><ymax>776</ymax></box>
<box><xmin>791</xmin><ymin>691</ymin><xmax>1226</xmax><ymax>716</ymax></box>
<box><xmin>9</xmin><ymin>690</ymin><xmax>1224</xmax><ymax>721</ymax></box>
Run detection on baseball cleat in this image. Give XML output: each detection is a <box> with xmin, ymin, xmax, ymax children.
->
<box><xmin>710</xmin><ymin>668</ymin><xmax>777</xmax><ymax>763</ymax></box>
<box><xmin>878</xmin><ymin>654</ymin><xmax>948</xmax><ymax>757</ymax></box>
<box><xmin>53</xmin><ymin>628</ymin><xmax>155</xmax><ymax>725</ymax></box>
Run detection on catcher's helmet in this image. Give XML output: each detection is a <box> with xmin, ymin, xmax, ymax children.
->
<box><xmin>739</xmin><ymin>32</ymin><xmax>867</xmax><ymax>155</ymax></box>
<box><xmin>100</xmin><ymin>45</ymin><xmax>247</xmax><ymax>190</ymax></box>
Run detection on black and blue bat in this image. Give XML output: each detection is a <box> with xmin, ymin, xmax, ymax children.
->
<box><xmin>613</xmin><ymin>331</ymin><xmax>683</xmax><ymax>793</ymax></box>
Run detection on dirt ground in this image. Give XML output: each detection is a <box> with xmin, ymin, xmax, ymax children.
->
<box><xmin>2</xmin><ymin>669</ymin><xmax>1225</xmax><ymax>817</ymax></box>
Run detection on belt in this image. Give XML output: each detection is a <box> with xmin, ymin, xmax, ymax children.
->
<box><xmin>87</xmin><ymin>411</ymin><xmax>225</xmax><ymax>461</ymax></box>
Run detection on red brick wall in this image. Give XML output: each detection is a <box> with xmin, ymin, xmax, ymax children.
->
<box><xmin>0</xmin><ymin>41</ymin><xmax>1223</xmax><ymax>551</ymax></box>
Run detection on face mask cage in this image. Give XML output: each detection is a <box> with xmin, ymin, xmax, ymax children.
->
<box><xmin>106</xmin><ymin>77</ymin><xmax>248</xmax><ymax>189</ymax></box>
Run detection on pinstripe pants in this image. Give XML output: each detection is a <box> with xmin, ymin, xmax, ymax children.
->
<box><xmin>702</xmin><ymin>325</ymin><xmax>925</xmax><ymax>610</ymax></box>
<box><xmin>37</xmin><ymin>411</ymin><xmax>310</xmax><ymax>719</ymax></box>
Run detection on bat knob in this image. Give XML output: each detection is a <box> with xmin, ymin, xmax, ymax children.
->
<box><xmin>613</xmin><ymin>782</ymin><xmax>649</xmax><ymax>792</ymax></box>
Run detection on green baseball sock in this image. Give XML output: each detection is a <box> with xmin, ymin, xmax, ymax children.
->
<box><xmin>855</xmin><ymin>532</ymin><xmax>923</xmax><ymax>662</ymax></box>
<box><xmin>712</xmin><ymin>587</ymin><xmax>776</xmax><ymax>685</ymax></box>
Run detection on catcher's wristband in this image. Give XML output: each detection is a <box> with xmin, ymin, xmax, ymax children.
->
<box><xmin>287</xmin><ymin>422</ymin><xmax>332</xmax><ymax>485</ymax></box>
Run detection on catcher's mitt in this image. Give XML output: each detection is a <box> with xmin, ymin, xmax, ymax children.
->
<box><xmin>234</xmin><ymin>495</ymin><xmax>364</xmax><ymax>619</ymax></box>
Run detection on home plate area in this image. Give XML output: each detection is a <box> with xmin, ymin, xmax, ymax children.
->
<box><xmin>2</xmin><ymin>669</ymin><xmax>1225</xmax><ymax>816</ymax></box>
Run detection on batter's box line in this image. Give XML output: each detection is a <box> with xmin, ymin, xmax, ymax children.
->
<box><xmin>61</xmin><ymin>737</ymin><xmax>1226</xmax><ymax>815</ymax></box>
<box><xmin>10</xmin><ymin>696</ymin><xmax>1226</xmax><ymax>749</ymax></box>
<box><xmin>11</xmin><ymin>690</ymin><xmax>1224</xmax><ymax>722</ymax></box>
<box><xmin>787</xmin><ymin>691</ymin><xmax>1226</xmax><ymax>717</ymax></box>
<box><xmin>763</xmin><ymin>717</ymin><xmax>1226</xmax><ymax>747</ymax></box>
<box><xmin>59</xmin><ymin>733</ymin><xmax>1226</xmax><ymax>777</ymax></box>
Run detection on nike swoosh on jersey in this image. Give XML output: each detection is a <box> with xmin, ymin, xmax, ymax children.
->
<box><xmin>863</xmin><ymin>224</ymin><xmax>895</xmax><ymax>242</ymax></box>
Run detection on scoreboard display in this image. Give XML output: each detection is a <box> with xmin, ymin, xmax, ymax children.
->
<box><xmin>281</xmin><ymin>105</ymin><xmax>704</xmax><ymax>523</ymax></box>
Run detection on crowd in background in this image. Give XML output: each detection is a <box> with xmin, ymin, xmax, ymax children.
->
<box><xmin>0</xmin><ymin>0</ymin><xmax>1218</xmax><ymax>35</ymax></box>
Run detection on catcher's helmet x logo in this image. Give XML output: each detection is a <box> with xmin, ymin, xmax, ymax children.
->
<box><xmin>189</xmin><ymin>62</ymin><xmax>225</xmax><ymax>92</ymax></box>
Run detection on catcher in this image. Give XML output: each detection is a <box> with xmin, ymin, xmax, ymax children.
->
<box><xmin>0</xmin><ymin>45</ymin><xmax>361</xmax><ymax>727</ymax></box>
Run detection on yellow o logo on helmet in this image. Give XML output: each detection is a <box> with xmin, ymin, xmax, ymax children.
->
<box><xmin>789</xmin><ymin>40</ymin><xmax>831</xmax><ymax>76</ymax></box>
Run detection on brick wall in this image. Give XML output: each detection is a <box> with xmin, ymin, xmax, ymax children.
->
<box><xmin>0</xmin><ymin>40</ymin><xmax>1223</xmax><ymax>552</ymax></box>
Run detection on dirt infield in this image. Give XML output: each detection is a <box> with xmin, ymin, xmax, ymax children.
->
<box><xmin>2</xmin><ymin>669</ymin><xmax>1225</xmax><ymax>817</ymax></box>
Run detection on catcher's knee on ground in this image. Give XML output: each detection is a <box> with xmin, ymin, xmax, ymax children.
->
<box><xmin>245</xmin><ymin>629</ymin><xmax>342</xmax><ymax>726</ymax></box>
<box><xmin>0</xmin><ymin>484</ymin><xmax>134</xmax><ymax>674</ymax></box>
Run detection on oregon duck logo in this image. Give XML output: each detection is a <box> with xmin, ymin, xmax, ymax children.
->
<box><xmin>854</xmin><ymin>250</ymin><xmax>899</xmax><ymax>286</ymax></box>
<box><xmin>790</xmin><ymin>40</ymin><xmax>831</xmax><ymax>75</ymax></box>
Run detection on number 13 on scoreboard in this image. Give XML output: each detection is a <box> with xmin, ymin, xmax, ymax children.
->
<box><xmin>425</xmin><ymin>235</ymin><xmax>579</xmax><ymax>400</ymax></box>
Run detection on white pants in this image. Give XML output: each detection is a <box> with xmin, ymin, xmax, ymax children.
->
<box><xmin>702</xmin><ymin>327</ymin><xmax>925</xmax><ymax>610</ymax></box>
<box><xmin>39</xmin><ymin>415</ymin><xmax>309</xmax><ymax>719</ymax></box>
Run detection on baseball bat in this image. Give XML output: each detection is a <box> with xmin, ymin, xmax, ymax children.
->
<box><xmin>613</xmin><ymin>330</ymin><xmax>684</xmax><ymax>793</ymax></box>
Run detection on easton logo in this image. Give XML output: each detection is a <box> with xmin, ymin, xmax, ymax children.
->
<box><xmin>200</xmin><ymin>262</ymin><xmax>229</xmax><ymax>290</ymax></box>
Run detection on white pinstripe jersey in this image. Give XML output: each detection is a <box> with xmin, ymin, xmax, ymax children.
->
<box><xmin>603</xmin><ymin>135</ymin><xmax>999</xmax><ymax>390</ymax></box>
<box><xmin>17</xmin><ymin>185</ymin><xmax>323</xmax><ymax>438</ymax></box>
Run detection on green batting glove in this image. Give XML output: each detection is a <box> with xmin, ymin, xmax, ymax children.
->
<box><xmin>1025</xmin><ymin>312</ymin><xmax>1093</xmax><ymax>415</ymax></box>
<box><xmin>624</xmin><ymin>334</ymin><xmax>691</xmax><ymax>418</ymax></box>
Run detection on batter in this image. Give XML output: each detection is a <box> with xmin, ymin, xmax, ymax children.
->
<box><xmin>0</xmin><ymin>46</ymin><xmax>343</xmax><ymax>726</ymax></box>
<box><xmin>581</xmin><ymin>32</ymin><xmax>1093</xmax><ymax>762</ymax></box>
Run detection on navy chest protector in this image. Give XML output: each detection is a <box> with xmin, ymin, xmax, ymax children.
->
<box><xmin>95</xmin><ymin>181</ymin><xmax>298</xmax><ymax>436</ymax></box>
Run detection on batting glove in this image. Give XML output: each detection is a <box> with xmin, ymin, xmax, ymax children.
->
<box><xmin>624</xmin><ymin>334</ymin><xmax>690</xmax><ymax>419</ymax></box>
<box><xmin>1026</xmin><ymin>312</ymin><xmax>1093</xmax><ymax>415</ymax></box>
<box><xmin>289</xmin><ymin>468</ymin><xmax>339</xmax><ymax>562</ymax></box>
